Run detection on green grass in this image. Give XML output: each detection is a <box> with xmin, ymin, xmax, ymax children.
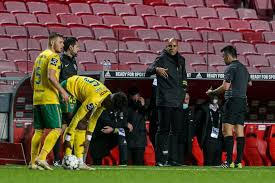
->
<box><xmin>0</xmin><ymin>165</ymin><xmax>274</xmax><ymax>183</ymax></box>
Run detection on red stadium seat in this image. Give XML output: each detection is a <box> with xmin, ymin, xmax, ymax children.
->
<box><xmin>36</xmin><ymin>14</ymin><xmax>60</xmax><ymax>26</ymax></box>
<box><xmin>193</xmin><ymin>65</ymin><xmax>217</xmax><ymax>72</ymax></box>
<box><xmin>191</xmin><ymin>42</ymin><xmax>214</xmax><ymax>54</ymax></box>
<box><xmin>213</xmin><ymin>42</ymin><xmax>232</xmax><ymax>54</ymax></box>
<box><xmin>222</xmin><ymin>31</ymin><xmax>245</xmax><ymax>43</ymax></box>
<box><xmin>27</xmin><ymin>25</ymin><xmax>49</xmax><ymax>39</ymax></box>
<box><xmin>27</xmin><ymin>2</ymin><xmax>49</xmax><ymax>14</ymax></box>
<box><xmin>0</xmin><ymin>61</ymin><xmax>17</xmax><ymax>72</ymax></box>
<box><xmin>145</xmin><ymin>16</ymin><xmax>168</xmax><ymax>29</ymax></box>
<box><xmin>259</xmin><ymin>67</ymin><xmax>275</xmax><ymax>73</ymax></box>
<box><xmin>0</xmin><ymin>13</ymin><xmax>16</xmax><ymax>25</ymax></box>
<box><xmin>84</xmin><ymin>40</ymin><xmax>107</xmax><ymax>52</ymax></box>
<box><xmin>250</xmin><ymin>20</ymin><xmax>271</xmax><ymax>32</ymax></box>
<box><xmin>104</xmin><ymin>0</ymin><xmax>124</xmax><ymax>4</ymax></box>
<box><xmin>0</xmin><ymin>2</ymin><xmax>6</xmax><ymax>12</ymax></box>
<box><xmin>5</xmin><ymin>25</ymin><xmax>27</xmax><ymax>38</ymax></box>
<box><xmin>113</xmin><ymin>4</ymin><xmax>135</xmax><ymax>16</ymax></box>
<box><xmin>117</xmin><ymin>51</ymin><xmax>140</xmax><ymax>64</ymax></box>
<box><xmin>77</xmin><ymin>52</ymin><xmax>96</xmax><ymax>63</ymax></box>
<box><xmin>201</xmin><ymin>31</ymin><xmax>223</xmax><ymax>42</ymax></box>
<box><xmin>246</xmin><ymin>66</ymin><xmax>260</xmax><ymax>73</ymax></box>
<box><xmin>58</xmin><ymin>14</ymin><xmax>82</xmax><ymax>26</ymax></box>
<box><xmin>216</xmin><ymin>65</ymin><xmax>227</xmax><ymax>72</ymax></box>
<box><xmin>178</xmin><ymin>30</ymin><xmax>202</xmax><ymax>42</ymax></box>
<box><xmin>81</xmin><ymin>15</ymin><xmax>103</xmax><ymax>26</ymax></box>
<box><xmin>217</xmin><ymin>8</ymin><xmax>238</xmax><ymax>20</ymax></box>
<box><xmin>229</xmin><ymin>20</ymin><xmax>252</xmax><ymax>32</ymax></box>
<box><xmin>166</xmin><ymin>17</ymin><xmax>189</xmax><ymax>29</ymax></box>
<box><xmin>0</xmin><ymin>38</ymin><xmax>17</xmax><ymax>50</ymax></box>
<box><xmin>123</xmin><ymin>0</ymin><xmax>143</xmax><ymax>5</ymax></box>
<box><xmin>196</xmin><ymin>7</ymin><xmax>218</xmax><ymax>19</ymax></box>
<box><xmin>135</xmin><ymin>5</ymin><xmax>155</xmax><ymax>16</ymax></box>
<box><xmin>187</xmin><ymin>18</ymin><xmax>210</xmax><ymax>30</ymax></box>
<box><xmin>0</xmin><ymin>26</ymin><xmax>6</xmax><ymax>37</ymax></box>
<box><xmin>17</xmin><ymin>38</ymin><xmax>41</xmax><ymax>51</ymax></box>
<box><xmin>16</xmin><ymin>13</ymin><xmax>39</xmax><ymax>26</ymax></box>
<box><xmin>5</xmin><ymin>1</ymin><xmax>27</xmax><ymax>13</ymax></box>
<box><xmin>15</xmin><ymin>61</ymin><xmax>34</xmax><ymax>72</ymax></box>
<box><xmin>137</xmin><ymin>52</ymin><xmax>158</xmax><ymax>64</ymax></box>
<box><xmin>205</xmin><ymin>54</ymin><xmax>224</xmax><ymax>66</ymax></box>
<box><xmin>175</xmin><ymin>7</ymin><xmax>197</xmax><ymax>18</ymax></box>
<box><xmin>255</xmin><ymin>44</ymin><xmax>275</xmax><ymax>56</ymax></box>
<box><xmin>178</xmin><ymin>42</ymin><xmax>193</xmax><ymax>54</ymax></box>
<box><xmin>1</xmin><ymin>71</ymin><xmax>25</xmax><ymax>77</ymax></box>
<box><xmin>69</xmin><ymin>3</ymin><xmax>92</xmax><ymax>15</ymax></box>
<box><xmin>209</xmin><ymin>19</ymin><xmax>231</xmax><ymax>30</ymax></box>
<box><xmin>184</xmin><ymin>0</ymin><xmax>205</xmax><ymax>8</ymax></box>
<box><xmin>129</xmin><ymin>63</ymin><xmax>148</xmax><ymax>71</ymax></box>
<box><xmin>123</xmin><ymin>16</ymin><xmax>146</xmax><ymax>28</ymax></box>
<box><xmin>165</xmin><ymin>0</ymin><xmax>186</xmax><ymax>6</ymax></box>
<box><xmin>0</xmin><ymin>50</ymin><xmax>6</xmax><ymax>60</ymax></box>
<box><xmin>155</xmin><ymin>6</ymin><xmax>176</xmax><ymax>17</ymax></box>
<box><xmin>126</xmin><ymin>41</ymin><xmax>150</xmax><ymax>52</ymax></box>
<box><xmin>94</xmin><ymin>50</ymin><xmax>118</xmax><ymax>64</ymax></box>
<box><xmin>263</xmin><ymin>32</ymin><xmax>275</xmax><ymax>44</ymax></box>
<box><xmin>48</xmin><ymin>26</ymin><xmax>72</xmax><ymax>37</ymax></box>
<box><xmin>70</xmin><ymin>27</ymin><xmax>94</xmax><ymax>40</ymax></box>
<box><xmin>93</xmin><ymin>27</ymin><xmax>116</xmax><ymax>40</ymax></box>
<box><xmin>48</xmin><ymin>3</ymin><xmax>70</xmax><ymax>15</ymax></box>
<box><xmin>136</xmin><ymin>29</ymin><xmax>159</xmax><ymax>41</ymax></box>
<box><xmin>5</xmin><ymin>50</ymin><xmax>28</xmax><ymax>61</ymax></box>
<box><xmin>237</xmin><ymin>8</ymin><xmax>258</xmax><ymax>20</ymax></box>
<box><xmin>105</xmin><ymin>40</ymin><xmax>127</xmax><ymax>51</ymax></box>
<box><xmin>246</xmin><ymin>55</ymin><xmax>269</xmax><ymax>67</ymax></box>
<box><xmin>28</xmin><ymin>51</ymin><xmax>41</xmax><ymax>61</ymax></box>
<box><xmin>103</xmin><ymin>15</ymin><xmax>126</xmax><ymax>27</ymax></box>
<box><xmin>253</xmin><ymin>0</ymin><xmax>273</xmax><ymax>21</ymax></box>
<box><xmin>242</xmin><ymin>32</ymin><xmax>264</xmax><ymax>43</ymax></box>
<box><xmin>147</xmin><ymin>40</ymin><xmax>166</xmax><ymax>53</ymax></box>
<box><xmin>91</xmin><ymin>3</ymin><xmax>115</xmax><ymax>16</ymax></box>
<box><xmin>237</xmin><ymin>55</ymin><xmax>249</xmax><ymax>66</ymax></box>
<box><xmin>183</xmin><ymin>54</ymin><xmax>206</xmax><ymax>65</ymax></box>
<box><xmin>234</xmin><ymin>43</ymin><xmax>257</xmax><ymax>55</ymax></box>
<box><xmin>205</xmin><ymin>0</ymin><xmax>229</xmax><ymax>8</ymax></box>
<box><xmin>157</xmin><ymin>29</ymin><xmax>180</xmax><ymax>41</ymax></box>
<box><xmin>114</xmin><ymin>28</ymin><xmax>138</xmax><ymax>41</ymax></box>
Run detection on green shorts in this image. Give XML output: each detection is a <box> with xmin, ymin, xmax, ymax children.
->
<box><xmin>33</xmin><ymin>104</ymin><xmax>62</xmax><ymax>129</ymax></box>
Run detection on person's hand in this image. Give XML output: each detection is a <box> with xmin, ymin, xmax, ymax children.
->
<box><xmin>156</xmin><ymin>67</ymin><xmax>168</xmax><ymax>79</ymax></box>
<box><xmin>127</xmin><ymin>123</ymin><xmax>133</xmax><ymax>132</ymax></box>
<box><xmin>206</xmin><ymin>86</ymin><xmax>213</xmax><ymax>96</ymax></box>
<box><xmin>101</xmin><ymin>126</ymin><xmax>114</xmax><ymax>134</ymax></box>
<box><xmin>138</xmin><ymin>97</ymin><xmax>145</xmax><ymax>106</ymax></box>
<box><xmin>61</xmin><ymin>91</ymin><xmax>69</xmax><ymax>104</ymax></box>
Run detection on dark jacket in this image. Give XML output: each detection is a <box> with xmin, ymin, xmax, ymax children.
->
<box><xmin>145</xmin><ymin>50</ymin><xmax>187</xmax><ymax>107</ymax></box>
<box><xmin>93</xmin><ymin>109</ymin><xmax>128</xmax><ymax>139</ymax></box>
<box><xmin>183</xmin><ymin>107</ymin><xmax>195</xmax><ymax>155</ymax></box>
<box><xmin>126</xmin><ymin>100</ymin><xmax>147</xmax><ymax>148</ymax></box>
<box><xmin>59</xmin><ymin>53</ymin><xmax>78</xmax><ymax>82</ymax></box>
<box><xmin>194</xmin><ymin>103</ymin><xmax>223</xmax><ymax>149</ymax></box>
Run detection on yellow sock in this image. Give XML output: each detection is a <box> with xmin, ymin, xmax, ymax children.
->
<box><xmin>31</xmin><ymin>130</ymin><xmax>43</xmax><ymax>165</ymax></box>
<box><xmin>64</xmin><ymin>130</ymin><xmax>75</xmax><ymax>156</ymax></box>
<box><xmin>74</xmin><ymin>130</ymin><xmax>86</xmax><ymax>159</ymax></box>
<box><xmin>38</xmin><ymin>129</ymin><xmax>61</xmax><ymax>161</ymax></box>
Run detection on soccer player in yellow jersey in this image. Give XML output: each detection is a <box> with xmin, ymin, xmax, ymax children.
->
<box><xmin>30</xmin><ymin>32</ymin><xmax>69</xmax><ymax>170</ymax></box>
<box><xmin>60</xmin><ymin>75</ymin><xmax>128</xmax><ymax>170</ymax></box>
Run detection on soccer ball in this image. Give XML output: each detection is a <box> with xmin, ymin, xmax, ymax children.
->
<box><xmin>63</xmin><ymin>155</ymin><xmax>79</xmax><ymax>170</ymax></box>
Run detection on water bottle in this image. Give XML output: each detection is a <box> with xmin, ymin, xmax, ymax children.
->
<box><xmin>107</xmin><ymin>59</ymin><xmax>112</xmax><ymax>70</ymax></box>
<box><xmin>102</xmin><ymin>60</ymin><xmax>108</xmax><ymax>71</ymax></box>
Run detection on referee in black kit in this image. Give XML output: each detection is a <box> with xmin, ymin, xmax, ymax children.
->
<box><xmin>206</xmin><ymin>46</ymin><xmax>252</xmax><ymax>168</ymax></box>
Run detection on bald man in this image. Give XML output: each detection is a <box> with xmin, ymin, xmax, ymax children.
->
<box><xmin>146</xmin><ymin>38</ymin><xmax>188</xmax><ymax>166</ymax></box>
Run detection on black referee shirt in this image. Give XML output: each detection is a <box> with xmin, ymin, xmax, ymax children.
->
<box><xmin>59</xmin><ymin>53</ymin><xmax>78</xmax><ymax>82</ymax></box>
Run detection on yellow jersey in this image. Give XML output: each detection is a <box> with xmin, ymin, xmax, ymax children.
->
<box><xmin>65</xmin><ymin>76</ymin><xmax>112</xmax><ymax>133</ymax></box>
<box><xmin>33</xmin><ymin>49</ymin><xmax>61</xmax><ymax>105</ymax></box>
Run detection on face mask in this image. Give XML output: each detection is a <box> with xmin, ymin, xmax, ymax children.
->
<box><xmin>182</xmin><ymin>103</ymin><xmax>189</xmax><ymax>110</ymax></box>
<box><xmin>212</xmin><ymin>99</ymin><xmax>218</xmax><ymax>104</ymax></box>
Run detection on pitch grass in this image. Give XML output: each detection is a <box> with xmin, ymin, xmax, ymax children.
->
<box><xmin>0</xmin><ymin>165</ymin><xmax>274</xmax><ymax>183</ymax></box>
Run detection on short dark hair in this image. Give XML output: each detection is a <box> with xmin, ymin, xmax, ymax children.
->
<box><xmin>112</xmin><ymin>92</ymin><xmax>128</xmax><ymax>111</ymax></box>
<box><xmin>221</xmin><ymin>45</ymin><xmax>237</xmax><ymax>58</ymax></box>
<box><xmin>48</xmin><ymin>32</ymin><xmax>63</xmax><ymax>47</ymax></box>
<box><xmin>63</xmin><ymin>37</ymin><xmax>78</xmax><ymax>51</ymax></box>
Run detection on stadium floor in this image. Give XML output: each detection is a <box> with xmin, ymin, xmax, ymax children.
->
<box><xmin>1</xmin><ymin>165</ymin><xmax>274</xmax><ymax>183</ymax></box>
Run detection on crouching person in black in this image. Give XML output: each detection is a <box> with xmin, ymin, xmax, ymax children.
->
<box><xmin>126</xmin><ymin>87</ymin><xmax>147</xmax><ymax>165</ymax></box>
<box><xmin>90</xmin><ymin>109</ymin><xmax>128</xmax><ymax>165</ymax></box>
<box><xmin>195</xmin><ymin>95</ymin><xmax>223</xmax><ymax>166</ymax></box>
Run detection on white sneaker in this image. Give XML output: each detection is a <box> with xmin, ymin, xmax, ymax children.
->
<box><xmin>28</xmin><ymin>163</ymin><xmax>44</xmax><ymax>170</ymax></box>
<box><xmin>78</xmin><ymin>163</ymin><xmax>96</xmax><ymax>170</ymax></box>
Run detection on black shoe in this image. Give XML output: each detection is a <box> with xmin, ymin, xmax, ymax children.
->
<box><xmin>53</xmin><ymin>160</ymin><xmax>62</xmax><ymax>167</ymax></box>
<box><xmin>167</xmin><ymin>161</ymin><xmax>183</xmax><ymax>166</ymax></box>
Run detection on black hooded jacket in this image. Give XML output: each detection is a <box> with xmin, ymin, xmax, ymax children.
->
<box><xmin>145</xmin><ymin>49</ymin><xmax>187</xmax><ymax>107</ymax></box>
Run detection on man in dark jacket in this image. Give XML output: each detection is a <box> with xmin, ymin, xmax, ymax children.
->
<box><xmin>195</xmin><ymin>95</ymin><xmax>223</xmax><ymax>166</ymax></box>
<box><xmin>90</xmin><ymin>109</ymin><xmax>128</xmax><ymax>165</ymax></box>
<box><xmin>126</xmin><ymin>87</ymin><xmax>147</xmax><ymax>165</ymax></box>
<box><xmin>145</xmin><ymin>38</ymin><xmax>188</xmax><ymax>166</ymax></box>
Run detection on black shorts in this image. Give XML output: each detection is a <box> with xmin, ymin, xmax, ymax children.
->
<box><xmin>222</xmin><ymin>98</ymin><xmax>247</xmax><ymax>125</ymax></box>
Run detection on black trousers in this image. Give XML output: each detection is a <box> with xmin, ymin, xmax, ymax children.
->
<box><xmin>155</xmin><ymin>106</ymin><xmax>186</xmax><ymax>164</ymax></box>
<box><xmin>128</xmin><ymin>147</ymin><xmax>145</xmax><ymax>165</ymax></box>
<box><xmin>90</xmin><ymin>133</ymin><xmax>127</xmax><ymax>165</ymax></box>
<box><xmin>203</xmin><ymin>138</ymin><xmax>222</xmax><ymax>166</ymax></box>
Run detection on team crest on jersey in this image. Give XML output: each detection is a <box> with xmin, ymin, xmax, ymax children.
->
<box><xmin>50</xmin><ymin>58</ymin><xmax>58</xmax><ymax>66</ymax></box>
<box><xmin>86</xmin><ymin>103</ymin><xmax>94</xmax><ymax>111</ymax></box>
